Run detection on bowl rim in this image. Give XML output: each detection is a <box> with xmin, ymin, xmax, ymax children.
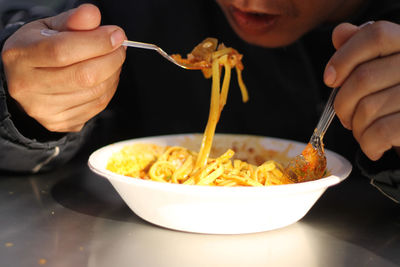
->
<box><xmin>88</xmin><ymin>133</ymin><xmax>352</xmax><ymax>195</ymax></box>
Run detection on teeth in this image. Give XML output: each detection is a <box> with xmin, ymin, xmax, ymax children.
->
<box><xmin>239</xmin><ymin>8</ymin><xmax>271</xmax><ymax>18</ymax></box>
<box><xmin>251</xmin><ymin>12</ymin><xmax>267</xmax><ymax>17</ymax></box>
<box><xmin>232</xmin><ymin>5</ymin><xmax>270</xmax><ymax>17</ymax></box>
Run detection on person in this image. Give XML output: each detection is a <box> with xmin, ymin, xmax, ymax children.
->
<box><xmin>0</xmin><ymin>0</ymin><xmax>399</xmax><ymax>201</ymax></box>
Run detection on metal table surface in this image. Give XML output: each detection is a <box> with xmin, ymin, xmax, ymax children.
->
<box><xmin>1</xmin><ymin>152</ymin><xmax>399</xmax><ymax>267</ymax></box>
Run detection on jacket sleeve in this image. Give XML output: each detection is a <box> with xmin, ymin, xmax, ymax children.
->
<box><xmin>0</xmin><ymin>7</ymin><xmax>94</xmax><ymax>173</ymax></box>
<box><xmin>356</xmin><ymin>149</ymin><xmax>400</xmax><ymax>203</ymax></box>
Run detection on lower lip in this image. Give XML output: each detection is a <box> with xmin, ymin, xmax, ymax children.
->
<box><xmin>230</xmin><ymin>6</ymin><xmax>279</xmax><ymax>34</ymax></box>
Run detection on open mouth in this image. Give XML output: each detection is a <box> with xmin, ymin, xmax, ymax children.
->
<box><xmin>229</xmin><ymin>5</ymin><xmax>279</xmax><ymax>34</ymax></box>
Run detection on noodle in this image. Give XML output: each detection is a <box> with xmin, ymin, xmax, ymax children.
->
<box><xmin>106</xmin><ymin>38</ymin><xmax>293</xmax><ymax>186</ymax></box>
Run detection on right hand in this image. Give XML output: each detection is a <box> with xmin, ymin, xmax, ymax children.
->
<box><xmin>1</xmin><ymin>4</ymin><xmax>127</xmax><ymax>132</ymax></box>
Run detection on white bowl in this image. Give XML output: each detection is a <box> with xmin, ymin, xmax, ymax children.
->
<box><xmin>88</xmin><ymin>133</ymin><xmax>352</xmax><ymax>234</ymax></box>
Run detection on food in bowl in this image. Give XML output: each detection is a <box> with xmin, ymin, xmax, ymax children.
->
<box><xmin>106</xmin><ymin>143</ymin><xmax>296</xmax><ymax>186</ymax></box>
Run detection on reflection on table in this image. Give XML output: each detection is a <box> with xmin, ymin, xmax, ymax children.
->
<box><xmin>0</xmin><ymin>154</ymin><xmax>399</xmax><ymax>267</ymax></box>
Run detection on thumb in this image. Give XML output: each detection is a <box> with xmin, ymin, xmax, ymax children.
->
<box><xmin>332</xmin><ymin>21</ymin><xmax>375</xmax><ymax>50</ymax></box>
<box><xmin>44</xmin><ymin>4</ymin><xmax>101</xmax><ymax>32</ymax></box>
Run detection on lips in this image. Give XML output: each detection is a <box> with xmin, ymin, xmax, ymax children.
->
<box><xmin>230</xmin><ymin>5</ymin><xmax>279</xmax><ymax>34</ymax></box>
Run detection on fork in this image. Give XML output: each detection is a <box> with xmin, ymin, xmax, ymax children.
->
<box><xmin>122</xmin><ymin>40</ymin><xmax>197</xmax><ymax>69</ymax></box>
<box><xmin>284</xmin><ymin>87</ymin><xmax>340</xmax><ymax>182</ymax></box>
<box><xmin>40</xmin><ymin>29</ymin><xmax>195</xmax><ymax>69</ymax></box>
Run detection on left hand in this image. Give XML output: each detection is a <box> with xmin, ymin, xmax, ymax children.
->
<box><xmin>324</xmin><ymin>21</ymin><xmax>400</xmax><ymax>161</ymax></box>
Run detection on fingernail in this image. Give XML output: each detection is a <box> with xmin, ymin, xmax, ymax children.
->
<box><xmin>41</xmin><ymin>29</ymin><xmax>59</xmax><ymax>37</ymax></box>
<box><xmin>324</xmin><ymin>65</ymin><xmax>336</xmax><ymax>86</ymax></box>
<box><xmin>111</xmin><ymin>30</ymin><xmax>124</xmax><ymax>47</ymax></box>
<box><xmin>359</xmin><ymin>21</ymin><xmax>374</xmax><ymax>28</ymax></box>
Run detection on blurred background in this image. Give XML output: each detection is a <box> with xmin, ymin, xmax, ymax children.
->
<box><xmin>0</xmin><ymin>0</ymin><xmax>72</xmax><ymax>29</ymax></box>
<box><xmin>0</xmin><ymin>0</ymin><xmax>62</xmax><ymax>9</ymax></box>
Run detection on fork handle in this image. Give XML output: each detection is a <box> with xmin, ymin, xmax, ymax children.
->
<box><xmin>122</xmin><ymin>40</ymin><xmax>158</xmax><ymax>51</ymax></box>
<box><xmin>40</xmin><ymin>29</ymin><xmax>159</xmax><ymax>52</ymax></box>
<box><xmin>313</xmin><ymin>87</ymin><xmax>340</xmax><ymax>140</ymax></box>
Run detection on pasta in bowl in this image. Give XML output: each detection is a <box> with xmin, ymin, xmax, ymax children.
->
<box><xmin>88</xmin><ymin>133</ymin><xmax>352</xmax><ymax>234</ymax></box>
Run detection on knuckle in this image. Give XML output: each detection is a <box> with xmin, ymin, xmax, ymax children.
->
<box><xmin>353</xmin><ymin>64</ymin><xmax>372</xmax><ymax>89</ymax></box>
<box><xmin>1</xmin><ymin>47</ymin><xmax>20</xmax><ymax>65</ymax></box>
<box><xmin>46</xmin><ymin>41</ymin><xmax>69</xmax><ymax>65</ymax></box>
<box><xmin>21</xmin><ymin>105</ymin><xmax>35</xmax><ymax>118</ymax></box>
<box><xmin>368</xmin><ymin>21</ymin><xmax>390</xmax><ymax>49</ymax></box>
<box><xmin>7</xmin><ymin>80</ymin><xmax>27</xmax><ymax>99</ymax></box>
<box><xmin>94</xmin><ymin>92</ymin><xmax>110</xmax><ymax>110</ymax></box>
<box><xmin>7</xmin><ymin>79</ymin><xmax>34</xmax><ymax>104</ymax></box>
<box><xmin>25</xmin><ymin>105</ymin><xmax>46</xmax><ymax>120</ymax></box>
<box><xmin>44</xmin><ymin>123</ymin><xmax>60</xmax><ymax>132</ymax></box>
<box><xmin>371</xmin><ymin>117</ymin><xmax>392</xmax><ymax>142</ymax></box>
<box><xmin>88</xmin><ymin>85</ymin><xmax>102</xmax><ymax>99</ymax></box>
<box><xmin>75</xmin><ymin>67</ymin><xmax>97</xmax><ymax>88</ymax></box>
<box><xmin>44</xmin><ymin>116</ymin><xmax>69</xmax><ymax>133</ymax></box>
<box><xmin>92</xmin><ymin>86</ymin><xmax>113</xmax><ymax>112</ymax></box>
<box><xmin>47</xmin><ymin>123</ymin><xmax>70</xmax><ymax>133</ymax></box>
<box><xmin>356</xmin><ymin>95</ymin><xmax>377</xmax><ymax>120</ymax></box>
<box><xmin>86</xmin><ymin>84</ymin><xmax>106</xmax><ymax>102</ymax></box>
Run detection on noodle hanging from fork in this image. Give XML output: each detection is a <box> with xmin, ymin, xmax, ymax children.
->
<box><xmin>107</xmin><ymin>38</ymin><xmax>294</xmax><ymax>186</ymax></box>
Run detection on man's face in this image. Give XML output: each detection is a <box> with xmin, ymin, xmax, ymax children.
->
<box><xmin>216</xmin><ymin>0</ymin><xmax>354</xmax><ymax>47</ymax></box>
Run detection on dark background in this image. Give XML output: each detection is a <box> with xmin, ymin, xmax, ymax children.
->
<box><xmin>0</xmin><ymin>0</ymin><xmax>68</xmax><ymax>29</ymax></box>
<box><xmin>0</xmin><ymin>0</ymin><xmax>62</xmax><ymax>11</ymax></box>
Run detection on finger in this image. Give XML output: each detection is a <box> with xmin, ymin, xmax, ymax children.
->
<box><xmin>334</xmin><ymin>52</ymin><xmax>400</xmax><ymax>129</ymax></box>
<box><xmin>24</xmin><ymin>68</ymin><xmax>121</xmax><ymax>118</ymax></box>
<box><xmin>2</xmin><ymin>4</ymin><xmax>100</xmax><ymax>52</ymax></box>
<box><xmin>352</xmin><ymin>84</ymin><xmax>400</xmax><ymax>142</ymax></box>
<box><xmin>332</xmin><ymin>22</ymin><xmax>375</xmax><ymax>50</ymax></box>
<box><xmin>359</xmin><ymin>112</ymin><xmax>400</xmax><ymax>160</ymax></box>
<box><xmin>26</xmin><ymin>25</ymin><xmax>126</xmax><ymax>67</ymax></box>
<box><xmin>33</xmin><ymin>46</ymin><xmax>125</xmax><ymax>93</ymax></box>
<box><xmin>61</xmin><ymin>68</ymin><xmax>121</xmax><ymax>112</ymax></box>
<box><xmin>7</xmin><ymin>46</ymin><xmax>124</xmax><ymax>107</ymax></box>
<box><xmin>43</xmin><ymin>3</ymin><xmax>101</xmax><ymax>31</ymax></box>
<box><xmin>39</xmin><ymin>77</ymin><xmax>119</xmax><ymax>132</ymax></box>
<box><xmin>332</xmin><ymin>23</ymin><xmax>359</xmax><ymax>50</ymax></box>
<box><xmin>324</xmin><ymin>21</ymin><xmax>400</xmax><ymax>87</ymax></box>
